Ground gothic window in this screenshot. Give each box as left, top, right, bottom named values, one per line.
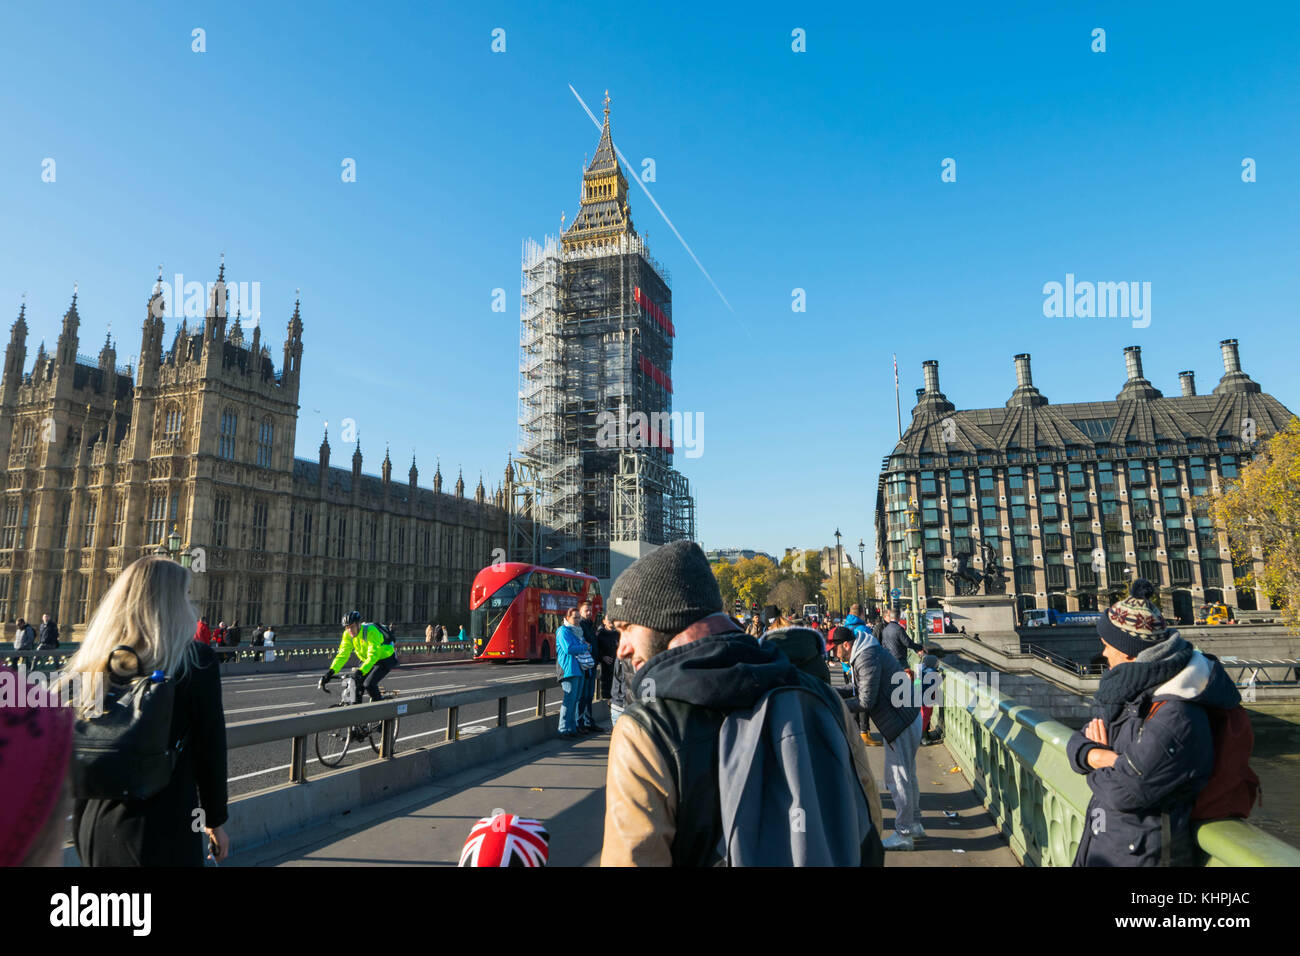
left=147, top=491, right=167, bottom=545
left=206, top=577, right=224, bottom=624
left=251, top=500, right=269, bottom=551
left=82, top=496, right=98, bottom=548
left=2, top=500, right=17, bottom=549
left=298, top=579, right=310, bottom=625
left=19, top=500, right=29, bottom=549
left=74, top=575, right=91, bottom=624
left=245, top=578, right=263, bottom=625
left=20, top=421, right=35, bottom=450
left=257, top=419, right=274, bottom=468
left=337, top=517, right=346, bottom=558
left=110, top=495, right=125, bottom=547
left=0, top=577, right=9, bottom=620
left=301, top=510, right=313, bottom=555
left=56, top=498, right=71, bottom=550
left=213, top=494, right=230, bottom=547
left=219, top=409, right=238, bottom=460
left=164, top=405, right=183, bottom=439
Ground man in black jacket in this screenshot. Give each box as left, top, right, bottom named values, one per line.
left=595, top=616, right=619, bottom=701
left=37, top=613, right=59, bottom=649
left=831, top=625, right=924, bottom=851
left=601, top=541, right=884, bottom=866
left=878, top=608, right=925, bottom=671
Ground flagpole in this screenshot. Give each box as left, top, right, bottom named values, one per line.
left=894, top=353, right=902, bottom=440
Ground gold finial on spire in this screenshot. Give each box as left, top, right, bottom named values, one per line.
left=603, top=89, right=610, bottom=119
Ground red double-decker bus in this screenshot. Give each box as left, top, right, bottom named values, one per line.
left=468, top=563, right=603, bottom=661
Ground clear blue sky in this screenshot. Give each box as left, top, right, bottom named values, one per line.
left=2, top=2, right=1297, bottom=566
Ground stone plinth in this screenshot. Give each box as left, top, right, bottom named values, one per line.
left=942, top=595, right=1019, bottom=649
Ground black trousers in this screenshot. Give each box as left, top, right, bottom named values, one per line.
left=361, top=654, right=398, bottom=702
left=598, top=662, right=613, bottom=700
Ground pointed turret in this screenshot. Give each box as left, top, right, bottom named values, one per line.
left=455, top=468, right=465, bottom=498
left=352, top=439, right=363, bottom=479
left=140, top=267, right=166, bottom=388
left=409, top=454, right=418, bottom=488
left=475, top=473, right=485, bottom=504
left=561, top=91, right=635, bottom=252
left=505, top=454, right=515, bottom=484
left=205, top=255, right=228, bottom=344
left=382, top=445, right=392, bottom=484
left=56, top=284, right=80, bottom=367
left=4, top=298, right=29, bottom=391
left=282, top=292, right=303, bottom=386
left=319, top=427, right=330, bottom=471
left=229, top=310, right=244, bottom=347
left=98, top=328, right=116, bottom=375
left=434, top=459, right=443, bottom=494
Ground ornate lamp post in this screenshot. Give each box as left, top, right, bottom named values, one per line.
left=156, top=525, right=198, bottom=569
left=858, top=538, right=866, bottom=611
left=905, top=500, right=924, bottom=650
left=834, top=528, right=844, bottom=618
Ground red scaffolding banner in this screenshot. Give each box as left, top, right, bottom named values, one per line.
left=638, top=355, right=673, bottom=393
left=634, top=286, right=675, bottom=337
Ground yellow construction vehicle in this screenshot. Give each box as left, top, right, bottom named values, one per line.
left=1195, top=603, right=1233, bottom=625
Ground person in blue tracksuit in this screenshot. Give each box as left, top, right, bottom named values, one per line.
left=554, top=606, right=593, bottom=738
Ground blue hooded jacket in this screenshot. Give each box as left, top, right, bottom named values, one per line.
left=555, top=623, right=590, bottom=679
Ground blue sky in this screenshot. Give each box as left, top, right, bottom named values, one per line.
left=2, top=1, right=1297, bottom=565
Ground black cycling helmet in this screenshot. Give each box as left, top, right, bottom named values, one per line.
left=341, top=610, right=362, bottom=626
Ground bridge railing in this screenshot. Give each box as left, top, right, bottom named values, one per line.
left=225, top=674, right=558, bottom=785
left=939, top=660, right=1300, bottom=867
left=4, top=640, right=478, bottom=669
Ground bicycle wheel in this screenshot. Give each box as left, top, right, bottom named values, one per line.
left=315, top=711, right=352, bottom=767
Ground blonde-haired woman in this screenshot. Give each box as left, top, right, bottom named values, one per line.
left=58, top=555, right=230, bottom=866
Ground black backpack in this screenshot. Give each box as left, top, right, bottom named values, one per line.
left=369, top=622, right=396, bottom=645
left=72, top=646, right=187, bottom=801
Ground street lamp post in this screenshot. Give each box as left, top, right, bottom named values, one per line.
left=156, top=525, right=197, bottom=569
left=858, top=538, right=865, bottom=612
left=834, top=528, right=844, bottom=618
left=905, top=500, right=924, bottom=654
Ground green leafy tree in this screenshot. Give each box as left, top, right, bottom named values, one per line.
left=733, top=555, right=778, bottom=608
left=1213, top=418, right=1300, bottom=624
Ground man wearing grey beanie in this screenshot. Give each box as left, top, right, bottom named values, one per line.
left=600, top=540, right=884, bottom=866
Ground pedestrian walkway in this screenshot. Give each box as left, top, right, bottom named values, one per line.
left=236, top=725, right=1018, bottom=866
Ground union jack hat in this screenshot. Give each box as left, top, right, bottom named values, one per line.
left=458, top=812, right=550, bottom=867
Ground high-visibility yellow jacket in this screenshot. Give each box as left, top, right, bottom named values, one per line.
left=329, top=623, right=396, bottom=676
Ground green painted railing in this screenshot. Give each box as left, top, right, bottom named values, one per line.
left=939, top=661, right=1300, bottom=867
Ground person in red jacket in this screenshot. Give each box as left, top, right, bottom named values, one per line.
left=194, top=616, right=212, bottom=645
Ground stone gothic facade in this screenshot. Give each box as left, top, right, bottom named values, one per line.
left=1, top=266, right=510, bottom=635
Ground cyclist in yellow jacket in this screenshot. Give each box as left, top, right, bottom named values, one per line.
left=318, top=611, right=398, bottom=701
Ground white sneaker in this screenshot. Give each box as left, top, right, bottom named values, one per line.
left=881, top=831, right=915, bottom=851
left=909, top=823, right=927, bottom=839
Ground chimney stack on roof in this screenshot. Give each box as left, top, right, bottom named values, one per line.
left=1124, top=345, right=1145, bottom=382
left=1179, top=370, right=1196, bottom=397
left=922, top=359, right=941, bottom=394
left=1220, top=339, right=1241, bottom=375
left=1014, top=353, right=1033, bottom=388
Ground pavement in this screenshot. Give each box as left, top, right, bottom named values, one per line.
left=235, top=722, right=1018, bottom=867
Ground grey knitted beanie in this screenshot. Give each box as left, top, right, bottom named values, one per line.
left=607, top=540, right=722, bottom=633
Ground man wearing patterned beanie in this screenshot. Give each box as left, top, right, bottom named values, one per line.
left=1066, top=579, right=1246, bottom=866
left=600, top=540, right=884, bottom=866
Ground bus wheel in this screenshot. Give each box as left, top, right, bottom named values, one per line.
left=539, top=641, right=551, bottom=663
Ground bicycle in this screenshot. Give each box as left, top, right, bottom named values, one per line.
left=314, top=671, right=401, bottom=767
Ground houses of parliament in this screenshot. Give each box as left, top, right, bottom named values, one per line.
left=1, top=264, right=510, bottom=636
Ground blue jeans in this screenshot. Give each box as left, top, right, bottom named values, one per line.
left=578, top=669, right=595, bottom=728
left=559, top=677, right=581, bottom=734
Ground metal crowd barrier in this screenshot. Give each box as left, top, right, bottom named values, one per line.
left=224, top=674, right=559, bottom=784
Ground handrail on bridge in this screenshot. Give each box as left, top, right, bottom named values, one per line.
left=937, top=660, right=1300, bottom=867
left=225, top=674, right=559, bottom=785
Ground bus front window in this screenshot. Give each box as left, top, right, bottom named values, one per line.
left=472, top=576, right=525, bottom=648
